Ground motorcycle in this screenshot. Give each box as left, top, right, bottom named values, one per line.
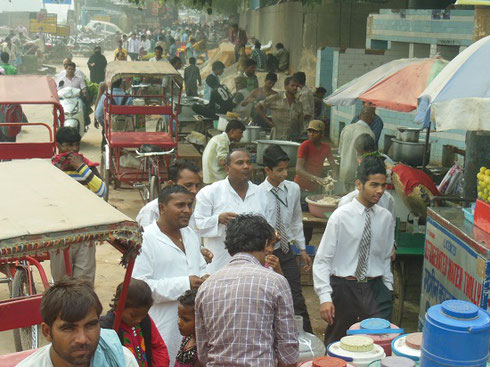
left=58, top=87, right=87, bottom=138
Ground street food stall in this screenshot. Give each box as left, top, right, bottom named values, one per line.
left=418, top=206, right=490, bottom=329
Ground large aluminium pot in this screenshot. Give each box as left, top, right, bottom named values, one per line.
left=396, top=127, right=421, bottom=143
left=241, top=126, right=262, bottom=143
left=391, top=138, right=430, bottom=167
left=256, top=140, right=300, bottom=166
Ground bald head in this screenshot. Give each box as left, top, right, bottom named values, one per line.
left=359, top=104, right=376, bottom=125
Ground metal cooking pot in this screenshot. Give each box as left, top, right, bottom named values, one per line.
left=256, top=140, right=300, bottom=166
left=391, top=138, right=430, bottom=167
left=241, top=126, right=262, bottom=143
left=396, top=127, right=421, bottom=143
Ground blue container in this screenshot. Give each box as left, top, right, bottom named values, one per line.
left=421, top=300, right=490, bottom=367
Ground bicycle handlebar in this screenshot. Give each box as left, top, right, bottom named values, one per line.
left=135, top=148, right=176, bottom=158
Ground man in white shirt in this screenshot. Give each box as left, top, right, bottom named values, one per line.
left=338, top=104, right=375, bottom=191
left=202, top=120, right=245, bottom=184
left=149, top=45, right=165, bottom=62
left=57, top=62, right=87, bottom=95
left=127, top=33, right=140, bottom=61
left=132, top=185, right=208, bottom=365
left=194, top=149, right=269, bottom=273
left=313, top=155, right=394, bottom=346
left=136, top=160, right=201, bottom=228
left=18, top=278, right=138, bottom=367
left=259, top=145, right=313, bottom=333
left=57, top=57, right=87, bottom=83
left=140, top=34, right=151, bottom=56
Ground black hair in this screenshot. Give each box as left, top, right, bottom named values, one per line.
left=168, top=159, right=200, bottom=182
left=225, top=148, right=250, bottom=166
left=158, top=184, right=192, bottom=205
left=154, top=46, right=163, bottom=52
left=41, top=278, right=102, bottom=327
left=292, top=72, right=306, bottom=85
left=169, top=37, right=175, bottom=43
left=211, top=61, right=225, bottom=72
left=284, top=76, right=292, bottom=87
left=56, top=126, right=81, bottom=144
left=356, top=155, right=386, bottom=184
left=170, top=56, right=181, bottom=68
left=265, top=72, right=278, bottom=83
left=354, top=134, right=376, bottom=155
left=245, top=59, right=256, bottom=68
left=112, top=78, right=123, bottom=89
left=178, top=289, right=197, bottom=309
left=316, top=87, right=327, bottom=94
left=225, top=119, right=246, bottom=133
left=276, top=43, right=284, bottom=50
left=189, top=57, right=196, bottom=64
left=65, top=61, right=76, bottom=69
left=109, top=278, right=153, bottom=312
left=225, top=214, right=276, bottom=256
left=1, top=52, right=9, bottom=63
left=254, top=41, right=261, bottom=49
left=94, top=46, right=101, bottom=51
left=263, top=145, right=290, bottom=169
left=115, top=51, right=126, bottom=59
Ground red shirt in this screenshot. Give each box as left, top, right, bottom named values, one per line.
left=294, top=140, right=331, bottom=191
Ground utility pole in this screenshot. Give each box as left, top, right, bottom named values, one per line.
left=463, top=6, right=490, bottom=200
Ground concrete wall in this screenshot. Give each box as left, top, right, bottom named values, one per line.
left=240, top=0, right=408, bottom=73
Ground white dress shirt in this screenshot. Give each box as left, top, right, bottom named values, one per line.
left=141, top=39, right=151, bottom=52
left=259, top=179, right=306, bottom=250
left=338, top=120, right=375, bottom=185
left=338, top=189, right=396, bottom=222
left=132, top=223, right=207, bottom=365
left=56, top=69, right=87, bottom=83
left=127, top=38, right=140, bottom=54
left=57, top=75, right=86, bottom=91
left=313, top=199, right=394, bottom=304
left=194, top=178, right=268, bottom=273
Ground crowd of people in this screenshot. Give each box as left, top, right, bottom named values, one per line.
left=2, top=17, right=399, bottom=367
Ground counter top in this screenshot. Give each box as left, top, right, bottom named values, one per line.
left=428, top=207, right=490, bottom=257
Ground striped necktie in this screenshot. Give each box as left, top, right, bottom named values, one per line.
left=355, top=207, right=372, bottom=281
left=272, top=187, right=289, bottom=253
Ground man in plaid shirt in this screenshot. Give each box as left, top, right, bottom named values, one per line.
left=195, top=214, right=299, bottom=367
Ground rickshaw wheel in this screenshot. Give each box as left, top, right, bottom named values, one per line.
left=149, top=175, right=160, bottom=202
left=11, top=268, right=40, bottom=352
left=100, top=151, right=111, bottom=202
left=391, top=259, right=405, bottom=326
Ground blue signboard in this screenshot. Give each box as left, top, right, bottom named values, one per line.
left=43, top=0, right=72, bottom=4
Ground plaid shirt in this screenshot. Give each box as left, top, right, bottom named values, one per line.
left=195, top=253, right=299, bottom=366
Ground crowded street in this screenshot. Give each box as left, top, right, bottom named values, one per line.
left=1, top=1, right=490, bottom=367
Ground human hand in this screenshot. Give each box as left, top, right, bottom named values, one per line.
left=67, top=153, right=84, bottom=170
left=90, top=63, right=95, bottom=67
left=265, top=255, right=282, bottom=275
left=201, top=274, right=210, bottom=281
left=299, top=250, right=312, bottom=272
left=391, top=246, right=396, bottom=262
left=218, top=212, right=237, bottom=225
left=189, top=275, right=204, bottom=289
left=320, top=302, right=335, bottom=325
left=201, top=248, right=213, bottom=264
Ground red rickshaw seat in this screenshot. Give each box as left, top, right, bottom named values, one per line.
left=0, top=142, right=55, bottom=159
left=108, top=132, right=177, bottom=149
left=0, top=349, right=37, bottom=366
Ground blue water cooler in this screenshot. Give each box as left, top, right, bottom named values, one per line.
left=421, top=300, right=490, bottom=367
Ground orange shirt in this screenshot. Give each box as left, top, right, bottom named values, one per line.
left=294, top=140, right=331, bottom=191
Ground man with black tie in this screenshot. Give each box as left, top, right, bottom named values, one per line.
left=313, top=155, right=394, bottom=346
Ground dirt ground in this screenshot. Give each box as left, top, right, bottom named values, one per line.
left=0, top=54, right=421, bottom=355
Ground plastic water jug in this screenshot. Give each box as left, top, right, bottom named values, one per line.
left=296, top=316, right=327, bottom=363
left=420, top=299, right=490, bottom=367
left=349, top=318, right=403, bottom=356
left=392, top=332, right=422, bottom=362
left=328, top=335, right=386, bottom=367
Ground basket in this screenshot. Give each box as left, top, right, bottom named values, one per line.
left=305, top=194, right=340, bottom=218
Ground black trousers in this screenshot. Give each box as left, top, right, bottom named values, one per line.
left=274, top=248, right=313, bottom=333
left=324, top=276, right=393, bottom=347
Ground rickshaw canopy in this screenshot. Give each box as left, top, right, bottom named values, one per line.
left=105, top=61, right=183, bottom=86
left=0, top=76, right=62, bottom=108
left=0, top=159, right=141, bottom=259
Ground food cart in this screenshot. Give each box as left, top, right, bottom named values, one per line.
left=0, top=159, right=141, bottom=354
left=418, top=206, right=490, bottom=329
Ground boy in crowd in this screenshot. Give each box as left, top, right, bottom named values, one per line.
left=184, top=57, right=202, bottom=97
left=260, top=145, right=313, bottom=333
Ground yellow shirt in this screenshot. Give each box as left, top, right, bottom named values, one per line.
left=114, top=47, right=128, bottom=60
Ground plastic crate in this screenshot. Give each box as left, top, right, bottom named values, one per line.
left=474, top=199, right=490, bottom=233
left=462, top=207, right=474, bottom=224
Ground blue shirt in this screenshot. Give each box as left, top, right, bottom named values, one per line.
left=169, top=43, right=177, bottom=58
left=95, top=87, right=132, bottom=124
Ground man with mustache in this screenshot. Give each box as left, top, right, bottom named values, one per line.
left=132, top=185, right=208, bottom=365
left=17, top=278, right=138, bottom=366
left=313, top=155, right=395, bottom=346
